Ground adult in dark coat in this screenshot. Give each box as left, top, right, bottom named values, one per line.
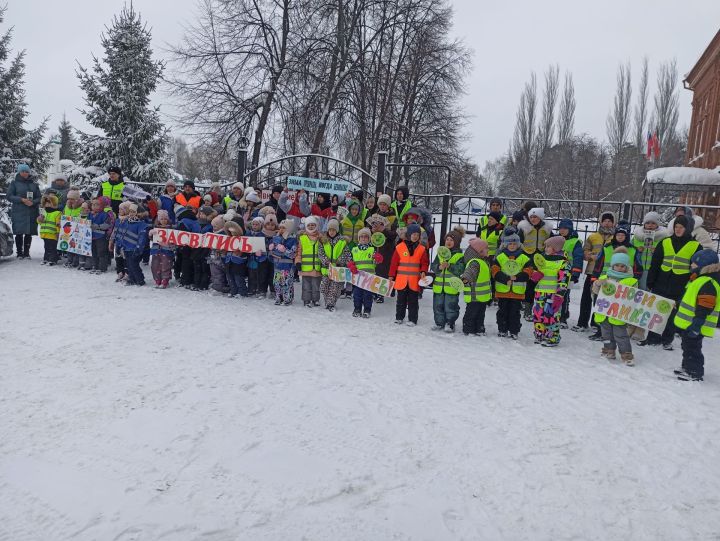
left=261, top=184, right=286, bottom=222
left=45, top=173, right=70, bottom=210
left=641, top=214, right=702, bottom=348
left=6, top=164, right=41, bottom=258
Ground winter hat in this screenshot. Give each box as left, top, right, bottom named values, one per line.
left=258, top=205, right=276, bottom=217
left=377, top=194, right=392, bottom=206
left=176, top=206, right=196, bottom=221
left=600, top=211, right=615, bottom=223
left=279, top=219, right=295, bottom=234
left=17, top=163, right=31, bottom=173
left=489, top=197, right=502, bottom=207
left=251, top=216, right=264, bottom=226
left=199, top=205, right=215, bottom=217
left=264, top=213, right=278, bottom=228
left=558, top=218, right=573, bottom=231
left=165, top=179, right=176, bottom=187
left=66, top=189, right=81, bottom=201
left=108, top=166, right=122, bottom=175
left=512, top=210, right=525, bottom=223
left=304, top=215, right=319, bottom=229
left=468, top=238, right=489, bottom=256
left=544, top=235, right=565, bottom=253
left=488, top=211, right=503, bottom=223
left=246, top=191, right=261, bottom=204
left=232, top=182, right=244, bottom=191
left=99, top=196, right=112, bottom=209
left=271, top=184, right=284, bottom=195
left=528, top=207, right=545, bottom=220
left=53, top=173, right=68, bottom=182
left=224, top=220, right=244, bottom=235
left=674, top=214, right=693, bottom=233
left=211, top=215, right=226, bottom=230
left=358, top=227, right=371, bottom=241
left=502, top=232, right=521, bottom=246
left=691, top=249, right=720, bottom=270
left=126, top=203, right=139, bottom=214
left=352, top=189, right=365, bottom=201
left=643, top=211, right=662, bottom=226
left=202, top=194, right=213, bottom=206
left=405, top=207, right=423, bottom=223
left=326, top=218, right=340, bottom=232
left=610, top=246, right=630, bottom=269
left=42, top=193, right=59, bottom=208
left=445, top=226, right=465, bottom=246
left=346, top=199, right=361, bottom=211
left=156, top=209, right=170, bottom=223
left=183, top=180, right=195, bottom=189
left=615, top=223, right=631, bottom=237
left=406, top=223, right=422, bottom=238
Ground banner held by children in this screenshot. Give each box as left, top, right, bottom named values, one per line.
left=328, top=264, right=395, bottom=297
left=287, top=176, right=350, bottom=198
left=57, top=215, right=92, bottom=256
left=152, top=229, right=266, bottom=252
left=594, top=280, right=676, bottom=333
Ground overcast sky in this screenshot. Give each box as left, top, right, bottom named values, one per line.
left=9, top=0, right=720, bottom=168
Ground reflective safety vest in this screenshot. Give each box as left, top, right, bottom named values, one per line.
left=478, top=214, right=508, bottom=229
left=464, top=258, right=492, bottom=303
left=351, top=245, right=376, bottom=273
left=632, top=234, right=662, bottom=271
left=535, top=258, right=565, bottom=294
left=674, top=276, right=720, bottom=337
left=495, top=253, right=530, bottom=295
left=391, top=200, right=412, bottom=229
left=39, top=210, right=61, bottom=239
left=101, top=180, right=125, bottom=201
left=394, top=243, right=426, bottom=292
left=594, top=275, right=638, bottom=325
left=63, top=205, right=82, bottom=218
left=660, top=237, right=699, bottom=275
left=176, top=192, right=202, bottom=209
left=299, top=235, right=321, bottom=272
left=522, top=225, right=550, bottom=255
left=223, top=195, right=239, bottom=210
left=479, top=228, right=501, bottom=257
left=563, top=237, right=580, bottom=260
left=601, top=245, right=637, bottom=275
left=322, top=239, right=347, bottom=276
left=433, top=252, right=464, bottom=294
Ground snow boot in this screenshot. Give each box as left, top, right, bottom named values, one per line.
left=601, top=347, right=616, bottom=360
left=431, top=325, right=445, bottom=331
left=444, top=324, right=455, bottom=333
left=571, top=325, right=588, bottom=333
left=662, top=343, right=674, bottom=351
left=621, top=352, right=634, bottom=366
left=542, top=342, right=559, bottom=348
left=498, top=331, right=508, bottom=338
left=353, top=310, right=361, bottom=317
left=304, top=301, right=312, bottom=308
left=676, top=369, right=703, bottom=381
left=362, top=312, right=370, bottom=319
left=510, top=333, right=518, bottom=340
left=326, top=304, right=335, bottom=312
left=405, top=321, right=417, bottom=327
left=312, top=300, right=320, bottom=307
left=394, top=319, right=404, bottom=325
left=588, top=330, right=603, bottom=341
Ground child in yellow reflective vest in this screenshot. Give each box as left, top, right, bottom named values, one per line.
left=673, top=250, right=720, bottom=381
left=592, top=247, right=637, bottom=366
left=430, top=227, right=466, bottom=332
left=318, top=218, right=352, bottom=311
left=296, top=216, right=323, bottom=307
left=491, top=231, right=532, bottom=339
left=530, top=235, right=571, bottom=346
left=460, top=238, right=491, bottom=335
left=348, top=228, right=383, bottom=318
left=37, top=194, right=61, bottom=265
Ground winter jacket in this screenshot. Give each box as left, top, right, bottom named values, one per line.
left=318, top=233, right=352, bottom=270
left=88, top=210, right=112, bottom=240
left=430, top=246, right=465, bottom=294
left=341, top=213, right=365, bottom=247
left=376, top=208, right=398, bottom=231
left=389, top=240, right=429, bottom=285
left=530, top=252, right=572, bottom=296
left=518, top=219, right=553, bottom=255
left=177, top=216, right=201, bottom=234
left=247, top=230, right=268, bottom=268
left=491, top=247, right=532, bottom=300
left=270, top=234, right=297, bottom=271
left=686, top=262, right=720, bottom=331
left=632, top=225, right=670, bottom=271
left=37, top=208, right=61, bottom=240
left=7, top=174, right=41, bottom=235
left=262, top=197, right=286, bottom=222
left=118, top=219, right=150, bottom=253
left=159, top=194, right=176, bottom=223
left=150, top=225, right=177, bottom=257
left=667, top=212, right=714, bottom=250
left=373, top=229, right=398, bottom=278
left=225, top=243, right=248, bottom=265
left=646, top=233, right=703, bottom=301
left=460, top=245, right=486, bottom=287
left=592, top=237, right=643, bottom=280
left=582, top=212, right=616, bottom=275
left=279, top=191, right=310, bottom=230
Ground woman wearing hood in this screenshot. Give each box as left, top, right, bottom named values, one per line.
left=641, top=214, right=703, bottom=350
left=632, top=211, right=669, bottom=290
left=311, top=192, right=334, bottom=231
left=391, top=186, right=413, bottom=229
left=7, top=163, right=41, bottom=258
left=667, top=206, right=714, bottom=250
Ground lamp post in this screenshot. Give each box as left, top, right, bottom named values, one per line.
left=237, top=136, right=249, bottom=185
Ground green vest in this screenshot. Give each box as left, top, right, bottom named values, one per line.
left=433, top=252, right=464, bottom=294
left=594, top=275, right=639, bottom=325
left=563, top=237, right=580, bottom=260
left=102, top=180, right=125, bottom=201
left=464, top=258, right=492, bottom=303
left=391, top=200, right=412, bottom=228
left=479, top=228, right=501, bottom=257
left=63, top=205, right=82, bottom=218
left=322, top=239, right=347, bottom=276
left=535, top=258, right=564, bottom=294
left=351, top=245, right=375, bottom=273
left=299, top=235, right=321, bottom=272
left=601, top=245, right=636, bottom=275
left=40, top=210, right=61, bottom=239
left=495, top=253, right=530, bottom=295
left=660, top=237, right=699, bottom=275
left=632, top=234, right=662, bottom=271
left=478, top=214, right=507, bottom=229
left=674, top=276, right=720, bottom=337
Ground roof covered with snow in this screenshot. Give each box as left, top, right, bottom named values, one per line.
left=645, top=166, right=720, bottom=186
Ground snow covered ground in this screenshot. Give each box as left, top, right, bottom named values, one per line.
left=2, top=244, right=720, bottom=541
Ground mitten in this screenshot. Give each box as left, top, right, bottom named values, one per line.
left=268, top=243, right=275, bottom=251
left=530, top=270, right=543, bottom=282
left=348, top=261, right=358, bottom=274
left=373, top=252, right=383, bottom=264
left=551, top=293, right=564, bottom=313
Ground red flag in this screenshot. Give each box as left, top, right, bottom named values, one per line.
left=646, top=131, right=653, bottom=159
left=652, top=132, right=660, bottom=159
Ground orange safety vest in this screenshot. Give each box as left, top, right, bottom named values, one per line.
left=393, top=242, right=426, bottom=292
left=176, top=193, right=202, bottom=208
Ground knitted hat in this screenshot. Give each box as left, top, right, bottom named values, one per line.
left=199, top=205, right=215, bottom=217
left=377, top=194, right=392, bottom=206
left=127, top=203, right=139, bottom=214
left=600, top=211, right=615, bottom=223
left=691, top=249, right=719, bottom=270
left=211, top=215, right=226, bottom=230
left=643, top=211, right=662, bottom=226
left=615, top=223, right=631, bottom=237
left=488, top=211, right=503, bottom=223
left=66, top=189, right=81, bottom=200
left=512, top=210, right=525, bottom=223
left=558, top=218, right=573, bottom=231
left=279, top=219, right=295, bottom=232
left=610, top=246, right=630, bottom=269
left=528, top=207, right=545, bottom=220
left=406, top=223, right=421, bottom=237
left=224, top=220, right=244, bottom=235
left=264, top=213, right=278, bottom=228
left=156, top=209, right=170, bottom=223
left=358, top=227, right=371, bottom=240
left=42, top=193, right=58, bottom=208
left=304, top=216, right=319, bottom=229
left=53, top=173, right=68, bottom=182
left=544, top=235, right=565, bottom=253
left=468, top=238, right=489, bottom=256
left=489, top=197, right=502, bottom=206
left=251, top=216, right=264, bottom=226
left=232, top=182, right=244, bottom=191
left=271, top=185, right=284, bottom=195
left=17, top=163, right=31, bottom=173
left=445, top=226, right=465, bottom=246
left=326, top=218, right=340, bottom=232
left=203, top=194, right=213, bottom=205
left=246, top=191, right=261, bottom=204
left=165, top=179, right=176, bottom=187
left=258, top=205, right=276, bottom=217
left=674, top=214, right=693, bottom=232
left=502, top=232, right=521, bottom=246
left=108, top=166, right=122, bottom=175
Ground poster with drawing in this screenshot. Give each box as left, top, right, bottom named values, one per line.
left=57, top=215, right=93, bottom=256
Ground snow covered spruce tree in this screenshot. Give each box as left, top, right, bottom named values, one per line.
left=0, top=5, right=49, bottom=195
left=58, top=114, right=78, bottom=161
left=76, top=4, right=169, bottom=184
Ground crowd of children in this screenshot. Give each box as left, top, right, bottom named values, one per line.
left=24, top=174, right=720, bottom=383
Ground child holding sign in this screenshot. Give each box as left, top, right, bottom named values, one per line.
left=530, top=236, right=571, bottom=347
left=318, top=218, right=351, bottom=311
left=347, top=228, right=384, bottom=318
left=492, top=232, right=531, bottom=339
left=430, top=227, right=466, bottom=332
left=270, top=220, right=298, bottom=305
left=592, top=247, right=637, bottom=366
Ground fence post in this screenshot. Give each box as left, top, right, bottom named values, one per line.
left=440, top=194, right=450, bottom=244
left=237, top=145, right=248, bottom=186
left=622, top=200, right=632, bottom=222
left=376, top=150, right=387, bottom=196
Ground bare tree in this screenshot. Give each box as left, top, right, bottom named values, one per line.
left=557, top=71, right=575, bottom=146
left=633, top=56, right=649, bottom=152
left=508, top=72, right=537, bottom=190
left=537, top=64, right=559, bottom=155
left=652, top=59, right=680, bottom=161
left=606, top=62, right=632, bottom=158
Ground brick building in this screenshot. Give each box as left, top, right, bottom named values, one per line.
left=685, top=29, right=720, bottom=169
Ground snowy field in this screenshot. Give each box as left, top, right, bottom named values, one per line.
left=2, top=244, right=720, bottom=541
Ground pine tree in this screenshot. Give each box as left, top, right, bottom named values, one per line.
left=58, top=114, right=78, bottom=161
left=0, top=5, right=49, bottom=193
left=76, top=4, right=169, bottom=184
